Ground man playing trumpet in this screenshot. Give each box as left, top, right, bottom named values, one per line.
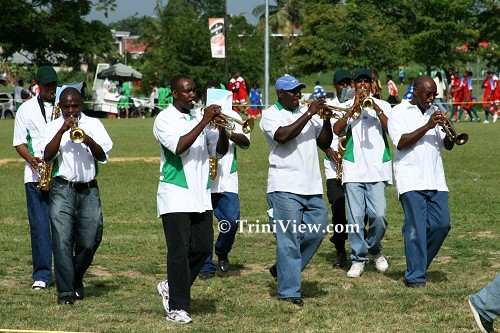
left=260, top=75, right=332, bottom=306
left=333, top=68, right=393, bottom=278
left=154, top=75, right=229, bottom=324
left=388, top=75, right=453, bottom=288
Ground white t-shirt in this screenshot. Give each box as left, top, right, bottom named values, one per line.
left=433, top=77, right=447, bottom=99
left=13, top=96, right=55, bottom=183
left=388, top=100, right=448, bottom=196
left=260, top=102, right=324, bottom=195
left=40, top=113, right=113, bottom=183
left=341, top=97, right=393, bottom=184
left=153, top=104, right=220, bottom=215
left=209, top=109, right=250, bottom=194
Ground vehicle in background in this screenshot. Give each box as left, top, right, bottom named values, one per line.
left=0, top=92, right=16, bottom=119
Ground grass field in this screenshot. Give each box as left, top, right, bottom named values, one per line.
left=1, top=115, right=499, bottom=333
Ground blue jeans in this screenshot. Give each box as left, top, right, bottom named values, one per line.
left=344, top=182, right=388, bottom=262
left=267, top=192, right=328, bottom=299
left=470, top=273, right=500, bottom=322
left=400, top=191, right=451, bottom=283
left=25, top=182, right=52, bottom=284
left=200, top=192, right=240, bottom=274
left=434, top=98, right=448, bottom=113
left=49, top=178, right=103, bottom=299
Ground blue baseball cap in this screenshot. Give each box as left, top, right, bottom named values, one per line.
left=275, top=75, right=306, bottom=91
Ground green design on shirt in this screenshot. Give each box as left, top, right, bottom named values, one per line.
left=344, top=126, right=355, bottom=162
left=230, top=146, right=237, bottom=173
left=160, top=144, right=188, bottom=188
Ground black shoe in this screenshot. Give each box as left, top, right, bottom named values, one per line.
left=269, top=264, right=277, bottom=279
left=58, top=296, right=75, bottom=305
left=198, top=272, right=215, bottom=280
left=218, top=259, right=229, bottom=273
left=333, top=250, right=347, bottom=269
left=75, top=286, right=84, bottom=300
left=279, top=297, right=304, bottom=306
left=405, top=281, right=426, bottom=288
left=469, top=298, right=495, bottom=333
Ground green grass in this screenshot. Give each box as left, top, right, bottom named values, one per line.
left=1, top=116, right=499, bottom=332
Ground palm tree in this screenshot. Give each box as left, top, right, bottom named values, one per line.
left=95, top=0, right=117, bottom=21
left=252, top=0, right=302, bottom=46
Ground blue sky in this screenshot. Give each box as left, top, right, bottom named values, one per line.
left=86, top=0, right=272, bottom=25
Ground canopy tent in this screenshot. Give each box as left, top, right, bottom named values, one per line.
left=96, top=63, right=143, bottom=82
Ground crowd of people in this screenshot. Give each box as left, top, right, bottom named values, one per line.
left=11, top=65, right=500, bottom=332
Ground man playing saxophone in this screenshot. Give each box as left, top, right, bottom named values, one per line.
left=13, top=66, right=59, bottom=291
left=388, top=75, right=453, bottom=288
left=333, top=68, right=393, bottom=278
left=321, top=69, right=352, bottom=269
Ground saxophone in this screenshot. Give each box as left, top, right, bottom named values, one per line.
left=37, top=103, right=61, bottom=191
left=209, top=157, right=218, bottom=181
left=335, top=136, right=347, bottom=182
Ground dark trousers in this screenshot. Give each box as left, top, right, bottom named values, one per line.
left=161, top=211, right=213, bottom=311
left=25, top=182, right=52, bottom=284
left=326, top=179, right=348, bottom=250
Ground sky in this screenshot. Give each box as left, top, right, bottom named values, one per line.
left=85, top=0, right=271, bottom=26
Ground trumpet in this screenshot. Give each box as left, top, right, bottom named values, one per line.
left=205, top=109, right=255, bottom=134
left=70, top=122, right=85, bottom=143
left=439, top=115, right=468, bottom=145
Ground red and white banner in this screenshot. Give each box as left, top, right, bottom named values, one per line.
left=209, top=18, right=225, bottom=59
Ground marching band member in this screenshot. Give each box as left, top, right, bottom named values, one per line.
left=388, top=75, right=452, bottom=288
left=333, top=68, right=392, bottom=278
left=260, top=75, right=332, bottom=306
left=197, top=81, right=251, bottom=280
left=154, top=75, right=228, bottom=324
left=13, top=66, right=58, bottom=291
left=321, top=69, right=352, bottom=269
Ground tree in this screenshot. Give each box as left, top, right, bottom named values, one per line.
left=0, top=0, right=113, bottom=69
left=287, top=2, right=408, bottom=75
left=95, top=0, right=117, bottom=19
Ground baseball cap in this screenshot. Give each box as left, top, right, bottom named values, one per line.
left=36, top=66, right=58, bottom=85
left=275, top=75, right=306, bottom=91
left=353, top=68, right=372, bottom=81
left=333, top=69, right=352, bottom=83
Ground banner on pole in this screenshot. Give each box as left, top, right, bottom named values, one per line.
left=209, top=18, right=225, bottom=59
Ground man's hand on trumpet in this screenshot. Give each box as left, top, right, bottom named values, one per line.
left=426, top=110, right=445, bottom=130
left=201, top=104, right=222, bottom=126
left=306, top=99, right=332, bottom=120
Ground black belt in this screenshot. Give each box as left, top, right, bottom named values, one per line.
left=54, top=177, right=98, bottom=191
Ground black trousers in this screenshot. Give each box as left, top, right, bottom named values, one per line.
left=326, top=178, right=348, bottom=249
left=161, top=211, right=213, bottom=311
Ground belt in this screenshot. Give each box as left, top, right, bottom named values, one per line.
left=55, top=177, right=98, bottom=191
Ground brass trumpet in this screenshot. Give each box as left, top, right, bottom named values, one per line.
left=70, top=123, right=85, bottom=143
left=205, top=110, right=255, bottom=134
left=440, top=116, right=468, bottom=145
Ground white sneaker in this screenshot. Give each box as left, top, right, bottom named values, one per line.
left=494, top=113, right=498, bottom=123
left=347, top=262, right=365, bottom=278
left=32, top=281, right=47, bottom=290
left=483, top=120, right=490, bottom=124
left=156, top=280, right=170, bottom=312
left=373, top=254, right=389, bottom=273
left=167, top=309, right=192, bottom=324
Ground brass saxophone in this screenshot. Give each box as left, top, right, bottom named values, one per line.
left=209, top=157, right=218, bottom=181
left=37, top=103, right=61, bottom=191
left=335, top=136, right=347, bottom=182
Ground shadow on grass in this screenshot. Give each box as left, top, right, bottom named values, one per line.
left=384, top=269, right=449, bottom=283
left=266, top=278, right=328, bottom=299
left=84, top=280, right=120, bottom=299
left=191, top=295, right=217, bottom=314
